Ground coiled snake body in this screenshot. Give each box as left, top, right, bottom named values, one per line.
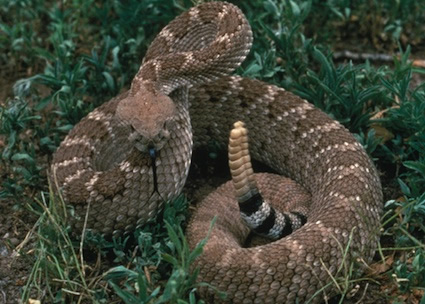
left=51, top=2, right=383, bottom=303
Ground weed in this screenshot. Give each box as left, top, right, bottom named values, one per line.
left=1, top=0, right=425, bottom=302
left=106, top=218, right=217, bottom=304
left=22, top=180, right=205, bottom=303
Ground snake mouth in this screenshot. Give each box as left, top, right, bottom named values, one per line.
left=129, top=120, right=173, bottom=153
left=132, top=136, right=166, bottom=154
left=133, top=139, right=148, bottom=153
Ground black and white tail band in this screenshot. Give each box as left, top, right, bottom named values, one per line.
left=228, top=121, right=307, bottom=240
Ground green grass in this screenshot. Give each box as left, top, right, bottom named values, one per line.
left=1, top=0, right=425, bottom=303
left=23, top=185, right=209, bottom=303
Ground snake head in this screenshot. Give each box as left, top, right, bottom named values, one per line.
left=116, top=81, right=177, bottom=153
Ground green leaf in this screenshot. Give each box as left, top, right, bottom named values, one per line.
left=264, top=0, right=279, bottom=16
left=288, top=0, right=300, bottom=17
left=398, top=178, right=411, bottom=197
left=103, top=71, right=115, bottom=91
left=11, top=153, right=35, bottom=164
left=403, top=161, right=425, bottom=177
left=164, top=221, right=182, bottom=255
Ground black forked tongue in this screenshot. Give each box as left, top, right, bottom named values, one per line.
left=148, top=146, right=163, bottom=201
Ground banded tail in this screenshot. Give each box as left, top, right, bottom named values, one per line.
left=228, top=121, right=308, bottom=239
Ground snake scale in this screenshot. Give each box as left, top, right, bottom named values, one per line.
left=51, top=2, right=383, bottom=303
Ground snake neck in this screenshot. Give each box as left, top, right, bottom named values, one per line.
left=135, top=2, right=253, bottom=95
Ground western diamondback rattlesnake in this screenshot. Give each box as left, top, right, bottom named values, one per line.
left=51, top=2, right=383, bottom=303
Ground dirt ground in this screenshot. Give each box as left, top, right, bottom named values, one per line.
left=0, top=202, right=35, bottom=303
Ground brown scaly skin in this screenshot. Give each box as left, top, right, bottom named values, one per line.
left=186, top=76, right=382, bottom=303
left=50, top=2, right=383, bottom=302
left=50, top=2, right=252, bottom=235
